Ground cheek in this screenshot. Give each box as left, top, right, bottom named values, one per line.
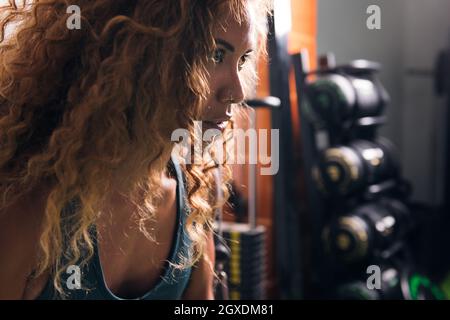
left=202, top=73, right=219, bottom=108
left=207, top=73, right=220, bottom=98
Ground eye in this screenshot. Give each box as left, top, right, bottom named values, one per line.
left=212, top=48, right=226, bottom=64
left=238, top=53, right=251, bottom=71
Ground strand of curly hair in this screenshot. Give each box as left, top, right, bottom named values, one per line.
left=0, top=0, right=271, bottom=297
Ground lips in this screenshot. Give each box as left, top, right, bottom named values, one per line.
left=203, top=120, right=229, bottom=131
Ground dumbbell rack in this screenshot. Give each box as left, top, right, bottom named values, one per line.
left=291, top=50, right=439, bottom=299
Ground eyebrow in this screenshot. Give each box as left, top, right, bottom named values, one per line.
left=215, top=39, right=235, bottom=52
left=215, top=38, right=254, bottom=55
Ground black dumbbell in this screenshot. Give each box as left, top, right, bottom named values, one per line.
left=322, top=198, right=412, bottom=264
left=312, top=137, right=399, bottom=196
left=303, top=60, right=389, bottom=131
left=335, top=264, right=445, bottom=300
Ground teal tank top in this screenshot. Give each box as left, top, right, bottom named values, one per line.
left=36, top=156, right=193, bottom=300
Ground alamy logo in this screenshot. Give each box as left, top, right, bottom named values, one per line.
left=66, top=265, right=81, bottom=290
left=66, top=5, right=81, bottom=30
left=366, top=5, right=381, bottom=30
left=171, top=121, right=280, bottom=175
left=366, top=265, right=381, bottom=290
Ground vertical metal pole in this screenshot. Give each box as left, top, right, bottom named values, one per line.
left=248, top=108, right=257, bottom=230
left=268, top=0, right=303, bottom=299
left=444, top=33, right=450, bottom=211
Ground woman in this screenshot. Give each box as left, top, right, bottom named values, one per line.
left=0, top=0, right=271, bottom=299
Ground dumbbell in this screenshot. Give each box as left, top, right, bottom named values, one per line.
left=336, top=264, right=445, bottom=300
left=303, top=59, right=389, bottom=131
left=312, top=137, right=399, bottom=196
left=322, top=198, right=412, bottom=264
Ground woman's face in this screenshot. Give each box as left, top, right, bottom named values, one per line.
left=201, top=6, right=256, bottom=132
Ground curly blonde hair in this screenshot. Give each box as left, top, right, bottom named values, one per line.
left=0, top=0, right=272, bottom=297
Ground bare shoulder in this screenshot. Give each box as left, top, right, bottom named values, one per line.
left=0, top=186, right=51, bottom=299
left=181, top=231, right=216, bottom=300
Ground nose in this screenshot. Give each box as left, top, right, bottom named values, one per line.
left=218, top=69, right=245, bottom=106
